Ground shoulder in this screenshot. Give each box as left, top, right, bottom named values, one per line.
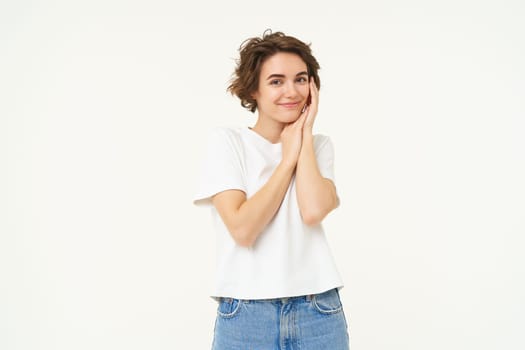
left=205, top=126, right=243, bottom=145
left=313, top=133, right=334, bottom=151
left=207, top=126, right=242, bottom=141
left=204, top=127, right=245, bottom=155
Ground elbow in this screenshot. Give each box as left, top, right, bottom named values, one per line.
left=301, top=199, right=337, bottom=226
left=229, top=226, right=256, bottom=248
left=301, top=209, right=325, bottom=226
left=233, top=235, right=255, bottom=248
left=298, top=185, right=338, bottom=227
left=221, top=214, right=257, bottom=247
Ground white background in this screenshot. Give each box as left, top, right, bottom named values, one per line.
left=1, top=0, right=524, bottom=349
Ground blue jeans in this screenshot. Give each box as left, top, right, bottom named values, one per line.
left=212, top=288, right=350, bottom=349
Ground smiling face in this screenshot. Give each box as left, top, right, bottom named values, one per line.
left=252, top=52, right=310, bottom=124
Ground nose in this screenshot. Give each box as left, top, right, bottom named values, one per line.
left=283, top=81, right=299, bottom=98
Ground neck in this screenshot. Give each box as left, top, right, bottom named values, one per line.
left=251, top=114, right=284, bottom=144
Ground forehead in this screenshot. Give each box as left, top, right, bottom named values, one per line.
left=260, top=52, right=307, bottom=76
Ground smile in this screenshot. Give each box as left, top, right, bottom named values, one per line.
left=279, top=102, right=300, bottom=109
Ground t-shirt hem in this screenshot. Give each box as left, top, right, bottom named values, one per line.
left=209, top=284, right=345, bottom=301
left=193, top=187, right=247, bottom=206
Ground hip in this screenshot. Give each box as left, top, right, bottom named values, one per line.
left=212, top=288, right=350, bottom=349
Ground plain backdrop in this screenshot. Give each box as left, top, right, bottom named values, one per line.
left=1, top=1, right=524, bottom=349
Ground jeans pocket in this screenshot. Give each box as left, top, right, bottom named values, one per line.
left=216, top=298, right=242, bottom=318
left=312, top=288, right=343, bottom=315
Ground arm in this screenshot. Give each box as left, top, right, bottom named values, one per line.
left=212, top=112, right=307, bottom=248
left=212, top=162, right=295, bottom=247
left=295, top=79, right=338, bottom=226
left=295, top=133, right=338, bottom=226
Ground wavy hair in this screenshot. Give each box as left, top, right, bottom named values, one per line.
left=227, top=30, right=321, bottom=113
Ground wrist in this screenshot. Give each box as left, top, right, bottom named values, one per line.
left=278, top=158, right=297, bottom=172
left=302, top=130, right=314, bottom=143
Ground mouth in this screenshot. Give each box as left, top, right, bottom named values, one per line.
left=278, top=102, right=301, bottom=109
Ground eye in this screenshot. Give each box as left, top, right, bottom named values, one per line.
left=296, top=76, right=308, bottom=83
left=270, top=79, right=283, bottom=86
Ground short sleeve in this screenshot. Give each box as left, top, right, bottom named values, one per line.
left=193, top=127, right=246, bottom=207
left=314, top=135, right=340, bottom=207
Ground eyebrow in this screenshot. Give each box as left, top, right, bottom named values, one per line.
left=266, top=71, right=308, bottom=80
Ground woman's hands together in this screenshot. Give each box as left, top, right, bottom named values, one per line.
left=280, top=79, right=318, bottom=168
left=280, top=108, right=307, bottom=168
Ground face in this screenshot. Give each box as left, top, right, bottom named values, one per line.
left=252, top=52, right=310, bottom=124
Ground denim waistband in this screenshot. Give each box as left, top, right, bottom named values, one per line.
left=215, top=289, right=339, bottom=304
left=245, top=294, right=314, bottom=304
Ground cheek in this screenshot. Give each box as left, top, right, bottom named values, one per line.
left=257, top=87, right=273, bottom=99
left=265, top=90, right=281, bottom=104
left=299, top=85, right=310, bottom=97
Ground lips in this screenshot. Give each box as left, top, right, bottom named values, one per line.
left=279, top=102, right=300, bottom=109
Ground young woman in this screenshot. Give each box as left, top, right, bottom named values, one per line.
left=194, top=30, right=350, bottom=349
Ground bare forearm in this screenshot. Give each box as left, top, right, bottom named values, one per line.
left=295, top=133, right=337, bottom=225
left=233, top=162, right=295, bottom=246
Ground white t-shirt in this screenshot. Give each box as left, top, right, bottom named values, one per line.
left=193, top=126, right=344, bottom=300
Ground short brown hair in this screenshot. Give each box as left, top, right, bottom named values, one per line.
left=228, top=30, right=321, bottom=113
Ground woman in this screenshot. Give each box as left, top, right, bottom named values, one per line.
left=194, top=30, right=350, bottom=349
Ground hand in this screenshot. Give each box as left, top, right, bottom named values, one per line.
left=280, top=110, right=307, bottom=168
left=302, top=79, right=319, bottom=133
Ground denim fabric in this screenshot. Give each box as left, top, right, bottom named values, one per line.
left=211, top=288, right=350, bottom=349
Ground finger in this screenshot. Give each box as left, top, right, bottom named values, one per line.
left=296, top=106, right=309, bottom=128
left=300, top=107, right=308, bottom=118
left=300, top=103, right=307, bottom=114
left=310, top=79, right=319, bottom=106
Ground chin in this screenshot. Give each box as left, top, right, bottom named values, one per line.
left=278, top=111, right=301, bottom=123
